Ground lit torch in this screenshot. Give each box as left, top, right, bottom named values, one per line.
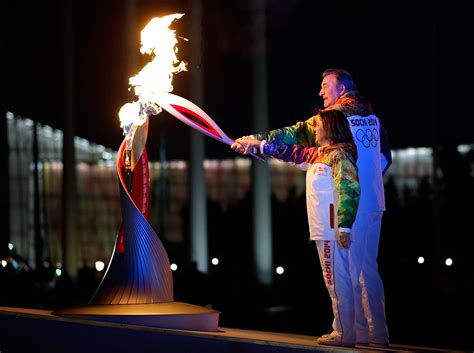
left=115, top=14, right=187, bottom=255
left=119, top=13, right=264, bottom=163
left=119, top=13, right=187, bottom=172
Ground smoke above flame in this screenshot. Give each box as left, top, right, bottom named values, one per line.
left=119, top=13, right=187, bottom=146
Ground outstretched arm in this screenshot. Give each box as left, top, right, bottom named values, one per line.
left=237, top=116, right=319, bottom=147
left=231, top=137, right=320, bottom=166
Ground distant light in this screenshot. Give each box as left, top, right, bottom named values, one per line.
left=204, top=160, right=219, bottom=169
left=43, top=125, right=53, bottom=137
left=221, top=160, right=234, bottom=169
left=457, top=144, right=470, bottom=154
left=43, top=261, right=50, bottom=268
left=211, top=258, right=219, bottom=266
left=445, top=258, right=453, bottom=266
left=418, top=147, right=432, bottom=155
left=406, top=147, right=417, bottom=156
left=8, top=243, right=13, bottom=251
left=102, top=151, right=112, bottom=160
left=56, top=262, right=62, bottom=269
left=1, top=260, right=6, bottom=268
left=10, top=259, right=19, bottom=270
left=417, top=257, right=425, bottom=264
left=55, top=268, right=62, bottom=277
left=170, top=263, right=178, bottom=271
left=276, top=266, right=285, bottom=275
left=95, top=261, right=105, bottom=272
left=170, top=161, right=187, bottom=170
left=235, top=158, right=251, bottom=169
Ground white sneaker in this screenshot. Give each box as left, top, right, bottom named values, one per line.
left=317, top=332, right=355, bottom=347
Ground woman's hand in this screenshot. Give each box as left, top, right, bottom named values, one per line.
left=336, top=231, right=351, bottom=249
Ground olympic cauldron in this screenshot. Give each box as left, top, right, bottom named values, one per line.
left=54, top=119, right=219, bottom=331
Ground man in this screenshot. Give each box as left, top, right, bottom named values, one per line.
left=233, top=68, right=391, bottom=347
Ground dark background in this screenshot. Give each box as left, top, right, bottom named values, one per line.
left=2, top=0, right=473, bottom=159
left=1, top=0, right=473, bottom=351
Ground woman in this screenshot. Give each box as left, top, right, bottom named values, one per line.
left=233, top=109, right=361, bottom=347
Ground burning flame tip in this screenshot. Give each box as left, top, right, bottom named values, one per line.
left=119, top=13, right=187, bottom=143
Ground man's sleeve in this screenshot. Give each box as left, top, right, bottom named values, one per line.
left=252, top=116, right=317, bottom=147
left=332, top=153, right=361, bottom=229
left=380, top=125, right=392, bottom=175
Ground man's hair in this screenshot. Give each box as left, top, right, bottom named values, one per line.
left=322, top=68, right=357, bottom=91
left=318, top=109, right=353, bottom=143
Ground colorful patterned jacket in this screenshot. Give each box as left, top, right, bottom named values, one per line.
left=253, top=90, right=392, bottom=174
left=263, top=140, right=360, bottom=238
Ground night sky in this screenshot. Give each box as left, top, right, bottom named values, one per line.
left=2, top=0, right=473, bottom=160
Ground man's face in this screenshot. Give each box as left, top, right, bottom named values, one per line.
left=319, top=74, right=343, bottom=108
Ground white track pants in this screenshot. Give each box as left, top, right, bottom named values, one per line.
left=349, top=211, right=389, bottom=344
left=316, top=240, right=355, bottom=344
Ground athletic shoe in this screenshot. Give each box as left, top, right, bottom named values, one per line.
left=317, top=332, right=355, bottom=347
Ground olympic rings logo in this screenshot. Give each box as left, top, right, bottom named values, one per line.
left=355, top=128, right=379, bottom=148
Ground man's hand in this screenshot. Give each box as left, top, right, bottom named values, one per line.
left=231, top=136, right=260, bottom=155
left=230, top=139, right=246, bottom=154
left=336, top=231, right=351, bottom=249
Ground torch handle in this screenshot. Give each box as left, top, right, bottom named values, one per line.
left=226, top=138, right=264, bottom=161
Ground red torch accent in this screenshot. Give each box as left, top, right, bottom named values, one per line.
left=329, top=203, right=334, bottom=229
left=115, top=144, right=151, bottom=255
left=170, top=104, right=221, bottom=139
left=116, top=225, right=125, bottom=254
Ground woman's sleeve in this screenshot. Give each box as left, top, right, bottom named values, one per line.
left=332, top=153, right=361, bottom=229
left=263, top=141, right=319, bottom=166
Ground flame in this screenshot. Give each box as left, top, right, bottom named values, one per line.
left=119, top=13, right=187, bottom=148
